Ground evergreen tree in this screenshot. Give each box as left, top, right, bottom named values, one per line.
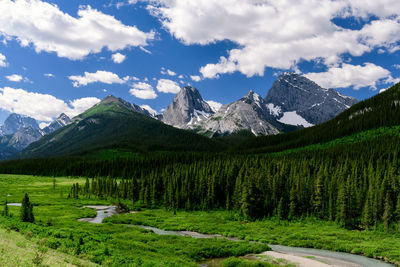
left=383, top=193, right=393, bottom=232
left=3, top=199, right=8, bottom=217
left=20, top=193, right=34, bottom=223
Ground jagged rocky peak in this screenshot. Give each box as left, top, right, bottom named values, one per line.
left=265, top=72, right=358, bottom=126
left=198, top=90, right=280, bottom=137
left=162, top=86, right=214, bottom=128
left=0, top=113, right=39, bottom=136
left=42, top=113, right=71, bottom=135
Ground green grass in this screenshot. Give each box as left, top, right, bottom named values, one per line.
left=0, top=226, right=96, bottom=266
left=107, top=209, right=400, bottom=266
left=0, top=174, right=268, bottom=266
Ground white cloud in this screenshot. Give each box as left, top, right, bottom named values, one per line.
left=0, top=87, right=100, bottom=121
left=112, top=52, right=126, bottom=64
left=206, top=100, right=222, bottom=112
left=161, top=68, right=177, bottom=76
left=0, top=53, right=7, bottom=67
left=130, top=82, right=157, bottom=99
left=178, top=74, right=184, bottom=79
left=140, top=104, right=158, bottom=116
left=148, top=0, right=400, bottom=78
left=44, top=73, right=55, bottom=78
left=190, top=75, right=201, bottom=82
left=5, top=74, right=23, bottom=82
left=167, top=69, right=176, bottom=76
left=67, top=97, right=101, bottom=117
left=304, top=63, right=395, bottom=90
left=156, top=79, right=181, bottom=94
left=394, top=64, right=400, bottom=69
left=139, top=46, right=152, bottom=54
left=0, top=0, right=155, bottom=60
left=69, top=70, right=125, bottom=87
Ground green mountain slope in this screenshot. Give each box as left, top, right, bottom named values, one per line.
left=235, top=82, right=400, bottom=153
left=22, top=96, right=224, bottom=158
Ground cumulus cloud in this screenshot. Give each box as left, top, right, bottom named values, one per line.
left=0, top=87, right=100, bottom=121
left=44, top=73, right=55, bottom=78
left=140, top=104, right=158, bottom=115
left=161, top=67, right=177, bottom=76
left=5, top=74, right=23, bottom=82
left=130, top=82, right=157, bottom=99
left=156, top=79, right=181, bottom=93
left=394, top=64, right=400, bottom=69
left=190, top=75, right=201, bottom=82
left=69, top=70, right=125, bottom=87
left=0, top=0, right=155, bottom=60
left=148, top=0, right=400, bottom=78
left=0, top=53, right=7, bottom=67
left=304, top=63, right=396, bottom=90
left=112, top=52, right=126, bottom=63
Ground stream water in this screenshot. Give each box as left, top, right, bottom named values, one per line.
left=78, top=206, right=395, bottom=267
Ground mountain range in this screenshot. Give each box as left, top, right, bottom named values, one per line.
left=0, top=72, right=360, bottom=159
left=161, top=72, right=357, bottom=136
left=0, top=113, right=70, bottom=159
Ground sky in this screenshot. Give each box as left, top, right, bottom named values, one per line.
left=0, top=0, right=399, bottom=127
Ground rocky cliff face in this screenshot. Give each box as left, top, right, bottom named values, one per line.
left=161, top=86, right=214, bottom=128
left=0, top=112, right=72, bottom=155
left=42, top=113, right=71, bottom=135
left=198, top=90, right=280, bottom=136
left=0, top=113, right=39, bottom=136
left=265, top=72, right=358, bottom=126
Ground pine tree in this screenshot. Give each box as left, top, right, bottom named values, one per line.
left=20, top=193, right=34, bottom=223
left=362, top=194, right=373, bottom=229
left=3, top=199, right=8, bottom=217
left=383, top=193, right=393, bottom=233
left=277, top=197, right=284, bottom=223
left=395, top=193, right=400, bottom=222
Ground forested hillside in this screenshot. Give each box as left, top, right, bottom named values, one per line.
left=2, top=131, right=400, bottom=230
left=1, top=83, right=400, bottom=231
left=235, top=82, right=400, bottom=153
left=22, top=96, right=224, bottom=158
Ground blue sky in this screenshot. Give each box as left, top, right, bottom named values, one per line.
left=0, top=0, right=399, bottom=126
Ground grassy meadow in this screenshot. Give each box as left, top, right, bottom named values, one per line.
left=107, top=209, right=400, bottom=266
left=0, top=174, right=269, bottom=266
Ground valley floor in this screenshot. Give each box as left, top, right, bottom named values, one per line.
left=0, top=174, right=399, bottom=266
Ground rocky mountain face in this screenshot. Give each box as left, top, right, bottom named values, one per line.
left=42, top=113, right=71, bottom=135
left=265, top=72, right=358, bottom=126
left=0, top=113, right=71, bottom=157
left=0, top=113, right=39, bottom=135
left=161, top=86, right=214, bottom=128
left=198, top=90, right=281, bottom=136
left=161, top=74, right=358, bottom=136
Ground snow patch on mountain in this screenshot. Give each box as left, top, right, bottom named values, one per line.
left=278, top=111, right=314, bottom=127
left=206, top=100, right=222, bottom=112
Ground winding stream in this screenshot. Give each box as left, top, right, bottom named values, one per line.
left=78, top=206, right=395, bottom=267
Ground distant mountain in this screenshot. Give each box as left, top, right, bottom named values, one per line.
left=197, top=90, right=284, bottom=136
left=42, top=113, right=70, bottom=135
left=161, top=75, right=357, bottom=137
left=0, top=113, right=72, bottom=159
left=22, top=95, right=223, bottom=158
left=265, top=72, right=358, bottom=126
left=161, top=86, right=214, bottom=128
left=237, top=81, right=400, bottom=153
left=0, top=113, right=39, bottom=136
